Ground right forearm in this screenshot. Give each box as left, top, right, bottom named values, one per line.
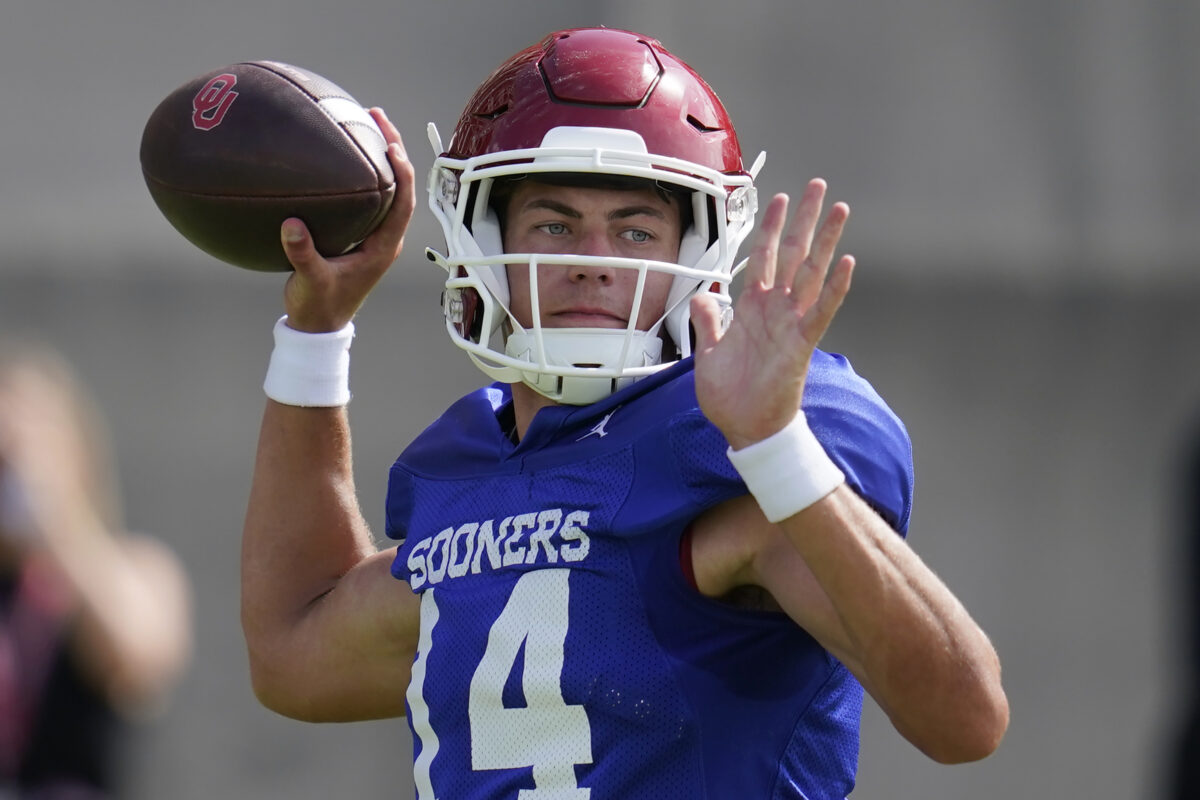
left=240, top=400, right=375, bottom=649
left=239, top=399, right=417, bottom=722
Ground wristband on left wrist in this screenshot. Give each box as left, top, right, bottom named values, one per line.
left=725, top=411, right=845, bottom=523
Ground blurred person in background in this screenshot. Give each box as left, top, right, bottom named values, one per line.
left=0, top=342, right=192, bottom=798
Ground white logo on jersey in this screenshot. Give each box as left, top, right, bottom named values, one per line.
left=577, top=408, right=618, bottom=441
left=406, top=508, right=592, bottom=590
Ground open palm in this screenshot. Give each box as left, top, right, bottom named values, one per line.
left=691, top=179, right=855, bottom=450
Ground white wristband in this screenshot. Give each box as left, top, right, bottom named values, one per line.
left=726, top=411, right=846, bottom=523
left=263, top=316, right=355, bottom=407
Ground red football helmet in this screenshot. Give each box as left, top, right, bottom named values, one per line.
left=426, top=27, right=763, bottom=404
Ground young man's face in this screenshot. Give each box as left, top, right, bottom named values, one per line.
left=501, top=180, right=683, bottom=332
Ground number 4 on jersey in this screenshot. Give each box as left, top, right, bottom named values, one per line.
left=410, top=569, right=593, bottom=799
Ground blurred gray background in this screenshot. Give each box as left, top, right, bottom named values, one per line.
left=2, top=0, right=1197, bottom=797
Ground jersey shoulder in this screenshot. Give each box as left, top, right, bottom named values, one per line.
left=385, top=362, right=746, bottom=544
left=805, top=349, right=914, bottom=533
left=394, top=384, right=513, bottom=477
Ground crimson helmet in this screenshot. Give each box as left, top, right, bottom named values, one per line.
left=426, top=27, right=763, bottom=404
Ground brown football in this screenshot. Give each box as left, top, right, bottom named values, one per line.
left=140, top=61, right=395, bottom=272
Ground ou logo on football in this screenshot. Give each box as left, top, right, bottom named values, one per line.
left=192, top=74, right=239, bottom=130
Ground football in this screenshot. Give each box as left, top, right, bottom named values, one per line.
left=140, top=61, right=395, bottom=272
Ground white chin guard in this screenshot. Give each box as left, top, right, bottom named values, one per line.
left=505, top=328, right=664, bottom=405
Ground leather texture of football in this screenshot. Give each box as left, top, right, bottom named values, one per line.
left=140, top=61, right=395, bottom=272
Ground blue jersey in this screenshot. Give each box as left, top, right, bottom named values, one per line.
left=386, top=352, right=913, bottom=800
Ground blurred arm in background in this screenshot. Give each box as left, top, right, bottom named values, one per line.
left=0, top=341, right=192, bottom=791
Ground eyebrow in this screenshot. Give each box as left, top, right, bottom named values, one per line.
left=519, top=198, right=670, bottom=222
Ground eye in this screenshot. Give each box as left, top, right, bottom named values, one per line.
left=537, top=222, right=569, bottom=236
left=622, top=229, right=653, bottom=243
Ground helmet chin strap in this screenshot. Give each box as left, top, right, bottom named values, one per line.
left=505, top=328, right=665, bottom=405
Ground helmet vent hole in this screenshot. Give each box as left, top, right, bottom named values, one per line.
left=474, top=104, right=509, bottom=121
left=686, top=114, right=720, bottom=133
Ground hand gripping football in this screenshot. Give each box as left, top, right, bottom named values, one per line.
left=140, top=61, right=395, bottom=271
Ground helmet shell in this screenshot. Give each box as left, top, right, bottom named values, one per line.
left=426, top=27, right=761, bottom=405
left=446, top=28, right=746, bottom=180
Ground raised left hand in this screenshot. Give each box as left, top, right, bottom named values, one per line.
left=691, top=179, right=854, bottom=449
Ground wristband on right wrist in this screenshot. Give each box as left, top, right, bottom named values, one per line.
left=725, top=411, right=846, bottom=523
left=262, top=315, right=355, bottom=407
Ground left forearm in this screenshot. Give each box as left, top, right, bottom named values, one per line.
left=778, top=485, right=1008, bottom=762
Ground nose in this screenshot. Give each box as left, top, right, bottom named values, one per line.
left=568, top=262, right=615, bottom=285
left=567, top=230, right=617, bottom=284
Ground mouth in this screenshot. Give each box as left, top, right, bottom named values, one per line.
left=549, top=308, right=629, bottom=329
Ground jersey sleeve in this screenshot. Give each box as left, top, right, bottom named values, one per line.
left=385, top=385, right=512, bottom=545
left=804, top=350, right=914, bottom=535
left=629, top=351, right=913, bottom=537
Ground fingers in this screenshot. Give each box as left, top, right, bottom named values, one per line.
left=773, top=178, right=827, bottom=291
left=690, top=292, right=725, bottom=353
left=748, top=180, right=849, bottom=311
left=369, top=106, right=401, bottom=148
left=362, top=107, right=416, bottom=261
left=758, top=179, right=849, bottom=314
left=745, top=193, right=789, bottom=289
left=801, top=254, right=855, bottom=346
left=731, top=179, right=853, bottom=348
left=791, top=199, right=849, bottom=311
left=370, top=142, right=416, bottom=252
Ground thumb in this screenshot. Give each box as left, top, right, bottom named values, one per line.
left=690, top=293, right=724, bottom=353
left=280, top=218, right=322, bottom=274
